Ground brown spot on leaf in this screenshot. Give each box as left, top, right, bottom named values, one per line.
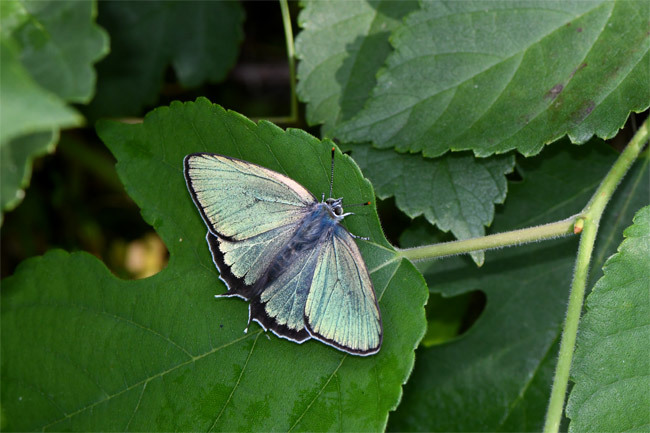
left=545, top=84, right=564, bottom=100
left=569, top=62, right=587, bottom=79
left=572, top=100, right=596, bottom=124
left=577, top=27, right=583, bottom=33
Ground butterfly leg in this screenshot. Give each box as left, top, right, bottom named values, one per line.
left=243, top=305, right=253, bottom=334
left=349, top=231, right=370, bottom=241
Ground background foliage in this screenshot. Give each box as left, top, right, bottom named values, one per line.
left=1, top=0, right=648, bottom=432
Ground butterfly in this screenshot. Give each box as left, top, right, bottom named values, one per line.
left=183, top=149, right=382, bottom=356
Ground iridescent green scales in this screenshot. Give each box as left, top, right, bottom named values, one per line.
left=184, top=152, right=382, bottom=355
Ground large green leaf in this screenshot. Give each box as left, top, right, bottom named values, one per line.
left=337, top=0, right=650, bottom=157
left=1, top=98, right=428, bottom=431
left=296, top=0, right=418, bottom=136
left=342, top=144, right=514, bottom=265
left=85, top=1, right=244, bottom=119
left=387, top=141, right=649, bottom=431
left=296, top=0, right=515, bottom=265
left=566, top=206, right=650, bottom=432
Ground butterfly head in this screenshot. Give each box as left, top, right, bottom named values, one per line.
left=325, top=197, right=347, bottom=220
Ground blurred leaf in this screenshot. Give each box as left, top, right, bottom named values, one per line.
left=337, top=1, right=650, bottom=157
left=387, top=141, right=649, bottom=431
left=343, top=144, right=514, bottom=265
left=0, top=0, right=29, bottom=37
left=1, top=98, right=428, bottom=431
left=11, top=0, right=108, bottom=102
left=296, top=0, right=418, bottom=136
left=566, top=206, right=650, bottom=432
left=0, top=131, right=57, bottom=217
left=0, top=39, right=79, bottom=145
left=86, top=1, right=244, bottom=119
left=1, top=0, right=107, bottom=218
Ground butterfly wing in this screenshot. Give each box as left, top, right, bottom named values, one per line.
left=184, top=153, right=316, bottom=299
left=184, top=153, right=316, bottom=241
left=207, top=231, right=312, bottom=343
left=248, top=230, right=326, bottom=343
left=303, top=225, right=382, bottom=355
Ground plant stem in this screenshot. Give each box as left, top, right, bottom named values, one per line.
left=543, top=118, right=649, bottom=433
left=398, top=217, right=578, bottom=261
left=270, top=0, right=298, bottom=125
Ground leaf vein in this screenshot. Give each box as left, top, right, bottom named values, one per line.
left=288, top=356, right=346, bottom=432
left=208, top=332, right=261, bottom=432
left=40, top=331, right=258, bottom=430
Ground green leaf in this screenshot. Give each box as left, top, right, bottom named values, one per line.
left=1, top=98, right=428, bottom=431
left=337, top=1, right=650, bottom=157
left=296, top=0, right=515, bottom=265
left=0, top=38, right=80, bottom=146
left=296, top=0, right=418, bottom=136
left=387, top=141, right=649, bottom=431
left=0, top=0, right=29, bottom=38
left=566, top=206, right=650, bottom=432
left=86, top=1, right=244, bottom=119
left=342, top=144, right=514, bottom=265
left=0, top=0, right=108, bottom=219
left=0, top=131, right=57, bottom=217
left=10, top=0, right=109, bottom=103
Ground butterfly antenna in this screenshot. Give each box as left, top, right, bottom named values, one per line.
left=345, top=201, right=372, bottom=208
left=329, top=147, right=335, bottom=199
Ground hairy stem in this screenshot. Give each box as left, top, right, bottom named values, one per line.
left=397, top=217, right=578, bottom=261
left=543, top=118, right=649, bottom=433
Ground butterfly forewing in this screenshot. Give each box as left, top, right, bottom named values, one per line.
left=184, top=153, right=315, bottom=240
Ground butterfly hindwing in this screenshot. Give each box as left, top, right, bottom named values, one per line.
left=217, top=223, right=298, bottom=286
left=304, top=225, right=382, bottom=355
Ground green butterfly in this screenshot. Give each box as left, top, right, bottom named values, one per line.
left=184, top=150, right=382, bottom=356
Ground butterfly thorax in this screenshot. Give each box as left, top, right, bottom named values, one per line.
left=256, top=203, right=342, bottom=292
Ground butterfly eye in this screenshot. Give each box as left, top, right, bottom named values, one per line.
left=334, top=207, right=343, bottom=216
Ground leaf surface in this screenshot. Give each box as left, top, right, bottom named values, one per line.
left=342, top=144, right=514, bottom=265
left=0, top=0, right=107, bottom=217
left=337, top=0, right=650, bottom=157
left=387, top=141, right=649, bottom=431
left=296, top=0, right=418, bottom=136
left=566, top=206, right=650, bottom=432
left=296, top=0, right=514, bottom=264
left=0, top=39, right=79, bottom=145
left=1, top=98, right=428, bottom=431
left=0, top=131, right=57, bottom=217
left=86, top=1, right=244, bottom=119
left=11, top=0, right=108, bottom=102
